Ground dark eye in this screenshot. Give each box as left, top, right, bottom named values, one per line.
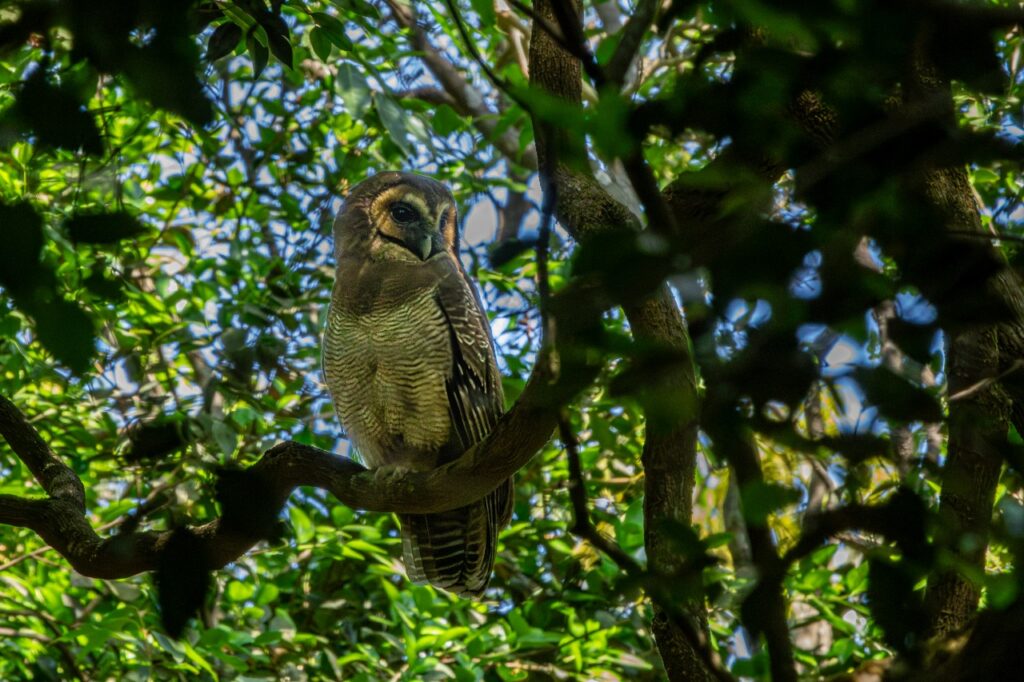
left=438, top=211, right=448, bottom=229
left=389, top=202, right=418, bottom=223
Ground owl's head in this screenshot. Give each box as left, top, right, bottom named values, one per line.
left=334, top=171, right=459, bottom=263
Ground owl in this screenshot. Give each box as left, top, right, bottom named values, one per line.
left=322, top=171, right=513, bottom=597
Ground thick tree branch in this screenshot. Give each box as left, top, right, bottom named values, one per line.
left=0, top=401, right=555, bottom=578
left=0, top=396, right=84, bottom=511
left=528, top=3, right=709, bottom=680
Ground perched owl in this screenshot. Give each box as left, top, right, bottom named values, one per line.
left=323, top=171, right=513, bottom=597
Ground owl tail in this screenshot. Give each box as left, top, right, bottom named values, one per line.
left=398, top=478, right=513, bottom=598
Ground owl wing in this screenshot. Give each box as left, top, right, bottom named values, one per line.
left=436, top=259, right=513, bottom=528
left=435, top=264, right=504, bottom=454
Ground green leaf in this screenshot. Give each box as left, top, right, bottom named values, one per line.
left=211, top=420, right=238, bottom=456
left=247, top=30, right=269, bottom=78
left=336, top=62, right=370, bottom=116
left=207, top=22, right=242, bottom=61
left=309, top=27, right=333, bottom=61
left=431, top=104, right=462, bottom=136
left=226, top=580, right=255, bottom=602
left=469, top=0, right=495, bottom=26
left=290, top=505, right=315, bottom=544
left=376, top=93, right=412, bottom=157
left=314, top=12, right=352, bottom=51
left=267, top=30, right=294, bottom=69
left=64, top=212, right=145, bottom=245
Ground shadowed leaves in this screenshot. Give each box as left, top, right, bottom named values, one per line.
left=156, top=528, right=211, bottom=638
left=65, top=212, right=146, bottom=245
left=852, top=367, right=943, bottom=424
left=9, top=69, right=103, bottom=155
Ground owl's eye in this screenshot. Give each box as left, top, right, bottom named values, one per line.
left=389, top=202, right=419, bottom=223
left=438, top=211, right=448, bottom=229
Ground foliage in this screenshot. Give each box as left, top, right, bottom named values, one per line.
left=1, top=0, right=1024, bottom=680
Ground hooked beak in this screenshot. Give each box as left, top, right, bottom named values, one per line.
left=414, top=234, right=432, bottom=261
left=378, top=223, right=436, bottom=261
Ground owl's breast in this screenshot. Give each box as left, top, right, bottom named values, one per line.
left=323, top=285, right=453, bottom=469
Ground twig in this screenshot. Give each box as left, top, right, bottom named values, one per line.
left=558, top=414, right=644, bottom=573
left=441, top=0, right=532, bottom=113
left=948, top=359, right=1024, bottom=402
left=387, top=0, right=538, bottom=168
left=557, top=414, right=736, bottom=682
left=605, top=0, right=658, bottom=86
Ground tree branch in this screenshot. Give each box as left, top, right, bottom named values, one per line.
left=0, top=395, right=84, bottom=511
left=605, top=0, right=657, bottom=87
left=386, top=0, right=538, bottom=170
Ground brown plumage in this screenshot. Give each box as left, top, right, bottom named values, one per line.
left=322, top=171, right=512, bottom=597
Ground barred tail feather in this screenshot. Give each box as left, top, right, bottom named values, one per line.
left=399, top=479, right=513, bottom=598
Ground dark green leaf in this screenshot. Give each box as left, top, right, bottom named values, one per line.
left=333, top=0, right=379, bottom=19
left=216, top=467, right=287, bottom=541
left=82, top=271, right=124, bottom=300
left=14, top=70, right=103, bottom=155
left=309, top=27, right=332, bottom=61
left=206, top=22, right=242, bottom=61
left=852, top=368, right=944, bottom=423
left=247, top=30, right=269, bottom=78
left=740, top=482, right=800, bottom=526
left=488, top=237, right=535, bottom=269
left=65, top=212, right=145, bottom=245
left=313, top=12, right=351, bottom=51
left=156, top=528, right=211, bottom=638
left=122, top=417, right=190, bottom=463
left=0, top=202, right=43, bottom=293
left=32, top=297, right=95, bottom=374
left=266, top=29, right=293, bottom=69
left=867, top=557, right=927, bottom=655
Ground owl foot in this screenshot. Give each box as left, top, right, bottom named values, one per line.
left=371, top=464, right=414, bottom=493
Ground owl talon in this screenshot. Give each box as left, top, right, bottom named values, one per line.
left=372, top=464, right=412, bottom=488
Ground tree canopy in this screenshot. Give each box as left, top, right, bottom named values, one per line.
left=3, top=1, right=1024, bottom=680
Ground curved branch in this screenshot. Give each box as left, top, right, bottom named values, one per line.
left=0, top=396, right=84, bottom=511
